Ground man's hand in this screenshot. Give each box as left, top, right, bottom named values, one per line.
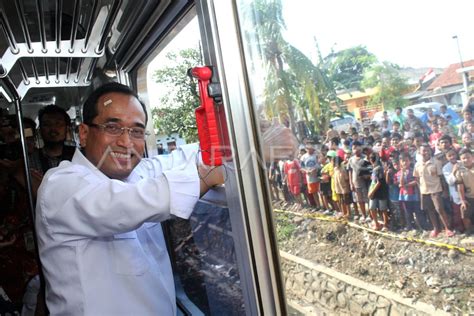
left=198, top=164, right=225, bottom=195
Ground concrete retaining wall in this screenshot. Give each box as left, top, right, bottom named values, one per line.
left=280, top=251, right=449, bottom=315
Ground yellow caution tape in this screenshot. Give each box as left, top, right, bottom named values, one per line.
left=273, top=208, right=474, bottom=255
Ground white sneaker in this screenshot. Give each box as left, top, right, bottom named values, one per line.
left=353, top=215, right=359, bottom=221
left=365, top=217, right=373, bottom=223
left=358, top=216, right=365, bottom=224
left=323, top=209, right=332, bottom=215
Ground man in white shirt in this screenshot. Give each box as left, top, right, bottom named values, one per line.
left=35, top=83, right=224, bottom=315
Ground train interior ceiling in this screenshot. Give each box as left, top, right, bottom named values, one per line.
left=0, top=0, right=192, bottom=119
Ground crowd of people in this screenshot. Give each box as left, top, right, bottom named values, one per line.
left=269, top=106, right=474, bottom=238
left=0, top=105, right=75, bottom=313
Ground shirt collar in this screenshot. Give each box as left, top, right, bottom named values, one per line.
left=71, top=148, right=111, bottom=181
left=421, top=157, right=434, bottom=165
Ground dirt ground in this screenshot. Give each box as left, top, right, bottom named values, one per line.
left=274, top=202, right=474, bottom=314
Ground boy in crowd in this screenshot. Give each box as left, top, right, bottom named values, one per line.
left=443, top=149, right=465, bottom=232
left=458, top=109, right=473, bottom=137
left=454, top=148, right=474, bottom=234
left=391, top=121, right=402, bottom=135
left=386, top=155, right=403, bottom=229
left=301, top=143, right=321, bottom=210
left=333, top=156, right=351, bottom=219
left=368, top=153, right=390, bottom=231
left=396, top=153, right=425, bottom=231
left=319, top=152, right=333, bottom=212
left=283, top=155, right=304, bottom=206
left=414, top=144, right=455, bottom=237
left=348, top=141, right=370, bottom=223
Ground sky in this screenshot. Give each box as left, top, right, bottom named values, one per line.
left=281, top=0, right=474, bottom=68
left=147, top=0, right=474, bottom=104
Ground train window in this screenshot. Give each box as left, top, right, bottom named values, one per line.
left=137, top=15, right=247, bottom=315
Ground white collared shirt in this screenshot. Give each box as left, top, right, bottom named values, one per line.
left=36, top=148, right=200, bottom=315
left=443, top=161, right=461, bottom=205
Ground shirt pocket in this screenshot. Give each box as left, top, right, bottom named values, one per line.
left=112, top=231, right=149, bottom=276
left=427, top=165, right=437, bottom=176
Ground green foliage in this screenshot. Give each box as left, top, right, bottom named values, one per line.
left=247, top=0, right=336, bottom=139
left=275, top=212, right=297, bottom=242
left=151, top=48, right=202, bottom=143
left=361, top=61, right=409, bottom=110
left=326, top=45, right=377, bottom=91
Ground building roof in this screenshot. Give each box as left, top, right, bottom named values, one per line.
left=337, top=87, right=378, bottom=101
left=427, top=59, right=474, bottom=91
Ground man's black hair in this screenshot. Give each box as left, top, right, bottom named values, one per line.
left=391, top=132, right=402, bottom=140
left=352, top=140, right=362, bottom=147
left=330, top=137, right=340, bottom=146
left=414, top=131, right=424, bottom=139
left=459, top=148, right=472, bottom=157
left=82, top=82, right=148, bottom=125
left=38, top=105, right=70, bottom=126
left=395, top=106, right=403, bottom=111
left=439, top=134, right=452, bottom=144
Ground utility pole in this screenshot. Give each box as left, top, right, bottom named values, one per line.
left=452, top=35, right=470, bottom=107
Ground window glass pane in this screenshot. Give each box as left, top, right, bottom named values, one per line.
left=141, top=17, right=245, bottom=315
left=237, top=0, right=474, bottom=314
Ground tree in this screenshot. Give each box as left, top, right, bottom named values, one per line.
left=361, top=61, right=409, bottom=110
left=151, top=48, right=201, bottom=143
left=326, top=45, right=377, bottom=91
left=244, top=0, right=336, bottom=138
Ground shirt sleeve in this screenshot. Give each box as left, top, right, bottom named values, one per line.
left=454, top=169, right=464, bottom=185
left=436, top=160, right=443, bottom=176
left=443, top=164, right=456, bottom=186
left=37, top=154, right=199, bottom=241
left=413, top=164, right=419, bottom=178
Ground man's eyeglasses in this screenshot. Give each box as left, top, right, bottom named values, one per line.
left=87, top=123, right=149, bottom=140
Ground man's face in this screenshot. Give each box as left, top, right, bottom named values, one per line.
left=352, top=145, right=361, bottom=156
left=463, top=133, right=472, bottom=146
left=40, top=112, right=67, bottom=144
left=391, top=137, right=399, bottom=147
left=439, top=139, right=451, bottom=151
left=461, top=153, right=473, bottom=168
left=400, top=158, right=410, bottom=169
left=463, top=111, right=472, bottom=122
left=407, top=110, right=414, bottom=118
left=382, top=137, right=390, bottom=147
left=395, top=108, right=401, bottom=115
left=414, top=137, right=423, bottom=148
left=421, top=146, right=431, bottom=161
left=79, top=92, right=146, bottom=180
left=446, top=151, right=457, bottom=164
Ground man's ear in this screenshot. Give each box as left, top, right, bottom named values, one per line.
left=78, top=123, right=89, bottom=148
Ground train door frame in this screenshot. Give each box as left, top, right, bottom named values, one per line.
left=196, top=1, right=287, bottom=314
left=129, top=0, right=287, bottom=314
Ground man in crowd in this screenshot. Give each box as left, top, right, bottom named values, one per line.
left=414, top=144, right=454, bottom=237
left=35, top=105, right=76, bottom=172
left=392, top=106, right=405, bottom=129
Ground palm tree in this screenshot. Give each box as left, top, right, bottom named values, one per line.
left=244, top=0, right=336, bottom=138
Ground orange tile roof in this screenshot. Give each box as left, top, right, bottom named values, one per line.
left=427, top=59, right=474, bottom=91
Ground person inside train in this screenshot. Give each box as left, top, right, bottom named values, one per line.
left=35, top=82, right=297, bottom=314
left=34, top=105, right=76, bottom=173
